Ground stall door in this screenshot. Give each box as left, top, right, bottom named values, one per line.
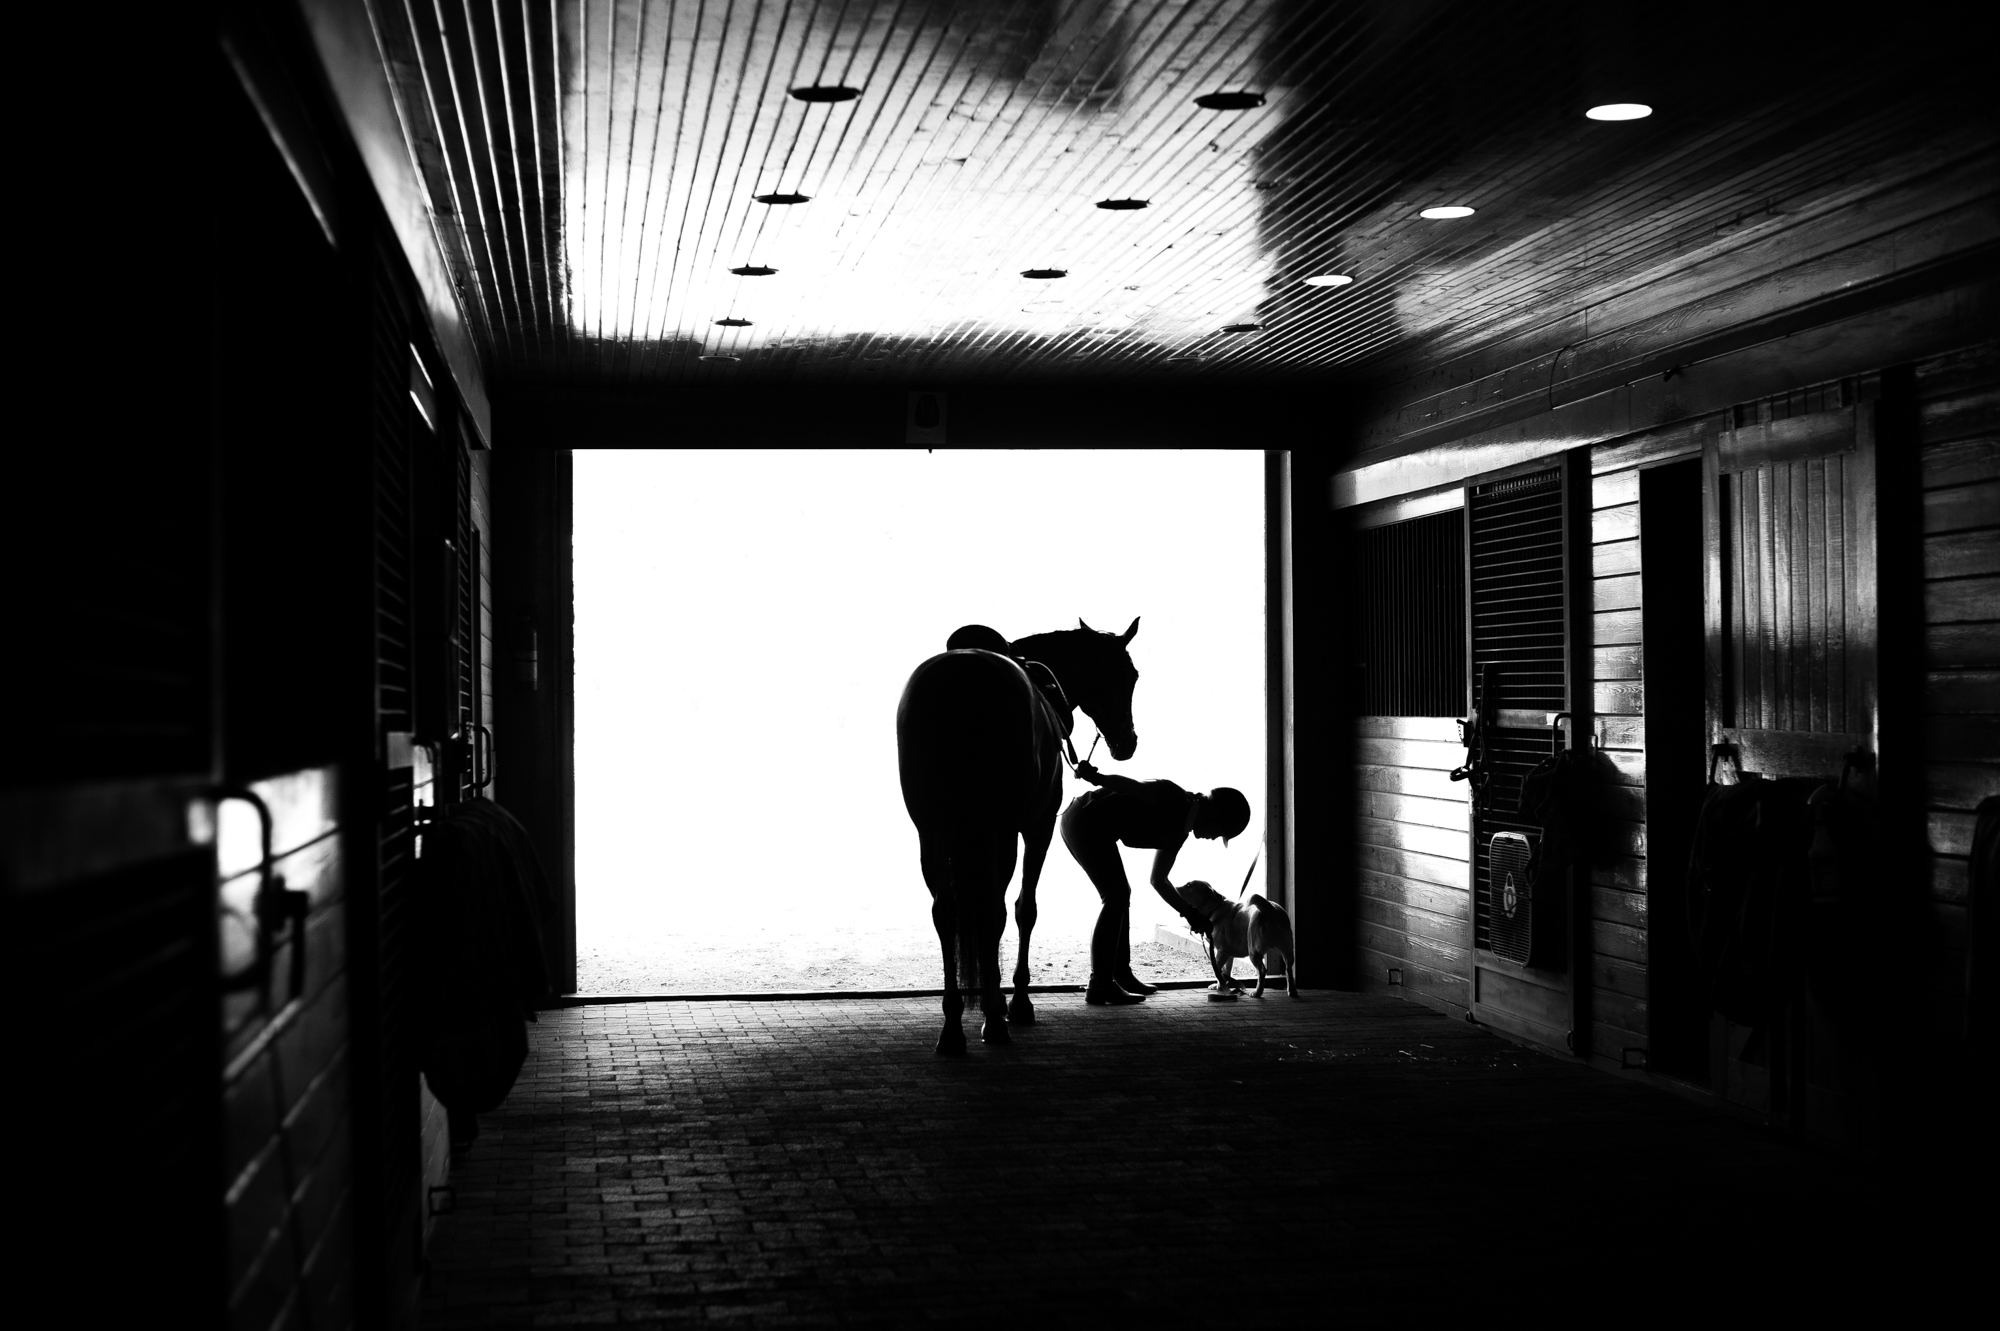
left=1702, top=392, right=1880, bottom=1145
left=1466, top=460, right=1588, bottom=1050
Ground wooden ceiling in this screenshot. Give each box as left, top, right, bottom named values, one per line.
left=367, top=0, right=1978, bottom=384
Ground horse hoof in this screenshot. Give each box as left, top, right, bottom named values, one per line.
left=981, top=1017, right=1012, bottom=1045
left=935, top=1028, right=967, bottom=1056
left=1008, top=994, right=1036, bottom=1026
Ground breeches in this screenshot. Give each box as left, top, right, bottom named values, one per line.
left=1059, top=795, right=1130, bottom=905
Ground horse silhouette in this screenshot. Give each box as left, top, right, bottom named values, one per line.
left=897, top=618, right=1141, bottom=1053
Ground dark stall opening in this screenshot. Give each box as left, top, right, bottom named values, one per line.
left=1640, top=459, right=1707, bottom=1081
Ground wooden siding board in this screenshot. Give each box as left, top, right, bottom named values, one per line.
left=1926, top=670, right=2000, bottom=713
left=1359, top=788, right=1472, bottom=831
left=1355, top=736, right=1465, bottom=771
left=1359, top=895, right=1471, bottom=949
left=1359, top=945, right=1469, bottom=1011
left=1355, top=716, right=1462, bottom=742
left=1594, top=470, right=1640, bottom=509
left=1595, top=680, right=1644, bottom=715
left=1590, top=884, right=1648, bottom=928
left=1924, top=529, right=2000, bottom=580
left=1356, top=816, right=1471, bottom=861
left=1926, top=622, right=2000, bottom=669
left=1596, top=609, right=1644, bottom=646
left=1919, top=436, right=2000, bottom=488
left=1598, top=715, right=1645, bottom=749
left=1594, top=574, right=1642, bottom=612
left=1928, top=809, right=1979, bottom=857
left=1356, top=764, right=1474, bottom=801
left=1591, top=955, right=1649, bottom=1000
left=1925, top=575, right=2000, bottom=623
left=1359, top=842, right=1472, bottom=890
left=1592, top=920, right=1649, bottom=964
left=1358, top=869, right=1471, bottom=920
left=1590, top=856, right=1645, bottom=892
left=1923, top=762, right=2000, bottom=809
left=1927, top=853, right=1970, bottom=905
left=1599, top=749, right=1647, bottom=785
left=1357, top=921, right=1469, bottom=974
left=1595, top=644, right=1643, bottom=679
left=1591, top=422, right=1708, bottom=475
left=1597, top=503, right=1640, bottom=543
left=1919, top=384, right=2000, bottom=444
left=1594, top=539, right=1641, bottom=578
left=1925, top=480, right=2000, bottom=535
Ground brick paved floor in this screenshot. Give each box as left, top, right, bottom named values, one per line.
left=420, top=990, right=1944, bottom=1327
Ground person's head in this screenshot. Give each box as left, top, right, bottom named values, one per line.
left=1193, top=787, right=1251, bottom=844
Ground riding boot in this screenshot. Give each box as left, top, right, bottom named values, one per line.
left=1112, top=969, right=1159, bottom=995
left=1084, top=975, right=1145, bottom=1005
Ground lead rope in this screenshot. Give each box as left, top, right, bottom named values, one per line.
left=1235, top=831, right=1266, bottom=900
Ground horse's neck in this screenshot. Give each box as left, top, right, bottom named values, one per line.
left=1012, top=630, right=1088, bottom=693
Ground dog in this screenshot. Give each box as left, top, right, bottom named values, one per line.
left=1175, top=880, right=1297, bottom=999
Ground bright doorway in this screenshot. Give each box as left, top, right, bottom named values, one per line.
left=574, top=450, right=1266, bottom=992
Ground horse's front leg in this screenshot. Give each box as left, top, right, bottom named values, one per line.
left=1010, top=798, right=1058, bottom=1026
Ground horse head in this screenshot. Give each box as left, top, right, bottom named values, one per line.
left=1066, top=616, right=1141, bottom=761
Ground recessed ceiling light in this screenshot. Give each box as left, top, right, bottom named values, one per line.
left=1585, top=103, right=1653, bottom=121
left=1095, top=198, right=1149, bottom=210
left=754, top=192, right=811, bottom=205
left=1021, top=268, right=1068, bottom=279
left=730, top=265, right=777, bottom=276
left=714, top=317, right=751, bottom=326
left=1419, top=205, right=1475, bottom=219
left=698, top=354, right=740, bottom=362
left=1303, top=274, right=1353, bottom=287
left=1220, top=323, right=1261, bottom=333
left=1194, top=91, right=1265, bottom=110
left=789, top=85, right=859, bottom=103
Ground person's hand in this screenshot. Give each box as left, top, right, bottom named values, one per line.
left=1074, top=761, right=1100, bottom=784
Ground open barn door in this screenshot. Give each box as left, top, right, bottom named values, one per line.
left=1701, top=387, right=1882, bottom=1147
left=1463, top=458, right=1591, bottom=1051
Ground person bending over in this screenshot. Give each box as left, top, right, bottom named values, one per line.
left=1061, top=762, right=1251, bottom=1005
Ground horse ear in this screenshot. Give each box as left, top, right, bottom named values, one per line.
left=1078, top=618, right=1095, bottom=633
left=1118, top=616, right=1139, bottom=646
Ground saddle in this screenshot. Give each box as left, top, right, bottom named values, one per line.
left=945, top=624, right=1073, bottom=738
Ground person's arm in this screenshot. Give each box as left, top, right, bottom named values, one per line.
left=1072, top=762, right=1149, bottom=797
left=1149, top=839, right=1209, bottom=932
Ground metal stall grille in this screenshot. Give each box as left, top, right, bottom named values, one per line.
left=1469, top=468, right=1569, bottom=953
left=453, top=434, right=475, bottom=794
left=368, top=263, right=424, bottom=1316
left=1358, top=510, right=1466, bottom=716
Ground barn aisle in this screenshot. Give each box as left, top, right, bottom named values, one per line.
left=419, top=992, right=1942, bottom=1325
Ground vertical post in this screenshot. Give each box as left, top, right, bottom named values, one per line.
left=1564, top=446, right=1596, bottom=1055
left=1265, top=450, right=1294, bottom=926
left=493, top=446, right=577, bottom=995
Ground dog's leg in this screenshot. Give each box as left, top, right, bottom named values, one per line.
left=1204, top=937, right=1236, bottom=1001
left=1252, top=952, right=1267, bottom=998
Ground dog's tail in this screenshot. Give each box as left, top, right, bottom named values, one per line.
left=1247, top=894, right=1300, bottom=998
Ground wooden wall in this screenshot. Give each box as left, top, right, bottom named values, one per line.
left=222, top=768, right=354, bottom=1330
left=1581, top=425, right=1707, bottom=1072
left=1914, top=341, right=2000, bottom=1043
left=1355, top=715, right=1473, bottom=1016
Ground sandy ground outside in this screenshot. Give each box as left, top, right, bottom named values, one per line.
left=575, top=919, right=1216, bottom=993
